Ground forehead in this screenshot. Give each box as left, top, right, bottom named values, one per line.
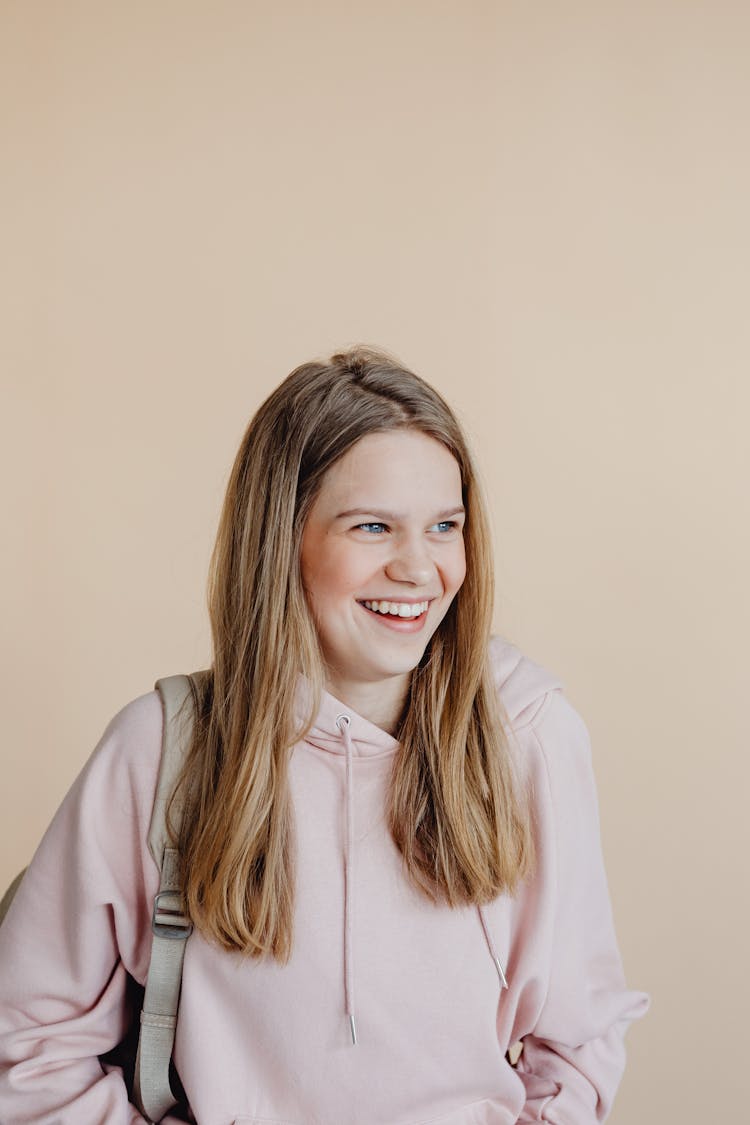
left=314, top=430, right=463, bottom=505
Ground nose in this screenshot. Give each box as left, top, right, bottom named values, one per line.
left=384, top=536, right=436, bottom=587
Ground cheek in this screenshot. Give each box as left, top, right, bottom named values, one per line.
left=301, top=541, right=362, bottom=601
left=300, top=526, right=334, bottom=586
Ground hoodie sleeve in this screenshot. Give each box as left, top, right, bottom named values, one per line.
left=0, top=692, right=187, bottom=1125
left=514, top=689, right=649, bottom=1123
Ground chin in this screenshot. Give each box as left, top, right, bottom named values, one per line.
left=379, top=654, right=426, bottom=678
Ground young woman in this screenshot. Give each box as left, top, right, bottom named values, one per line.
left=0, top=346, right=648, bottom=1123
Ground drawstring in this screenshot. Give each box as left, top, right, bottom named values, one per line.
left=477, top=903, right=509, bottom=989
left=335, top=713, right=357, bottom=1045
left=334, top=714, right=508, bottom=1047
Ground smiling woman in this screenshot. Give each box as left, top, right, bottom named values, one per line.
left=0, top=345, right=648, bottom=1125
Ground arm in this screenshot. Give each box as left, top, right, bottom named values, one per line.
left=0, top=692, right=184, bottom=1124
left=516, top=691, right=649, bottom=1123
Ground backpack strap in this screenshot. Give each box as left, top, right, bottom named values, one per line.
left=133, top=673, right=202, bottom=1124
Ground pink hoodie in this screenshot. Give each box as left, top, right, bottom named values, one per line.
left=0, top=636, right=648, bottom=1124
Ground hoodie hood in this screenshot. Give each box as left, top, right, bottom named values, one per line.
left=293, top=676, right=400, bottom=758
left=293, top=635, right=563, bottom=753
left=488, top=635, right=564, bottom=724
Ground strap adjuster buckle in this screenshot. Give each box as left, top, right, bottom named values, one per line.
left=152, top=890, right=193, bottom=940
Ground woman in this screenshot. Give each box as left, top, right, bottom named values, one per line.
left=0, top=346, right=648, bottom=1123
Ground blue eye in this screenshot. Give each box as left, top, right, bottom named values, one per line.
left=355, top=520, right=460, bottom=535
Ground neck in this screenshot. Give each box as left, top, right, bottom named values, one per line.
left=322, top=672, right=410, bottom=735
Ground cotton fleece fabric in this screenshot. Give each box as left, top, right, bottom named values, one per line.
left=0, top=636, right=649, bottom=1124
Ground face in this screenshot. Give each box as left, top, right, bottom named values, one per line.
left=299, top=429, right=467, bottom=709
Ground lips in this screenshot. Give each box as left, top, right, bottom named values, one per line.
left=356, top=599, right=432, bottom=632
left=360, top=599, right=430, bottom=619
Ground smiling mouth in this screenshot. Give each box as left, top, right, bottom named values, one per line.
left=357, top=599, right=432, bottom=620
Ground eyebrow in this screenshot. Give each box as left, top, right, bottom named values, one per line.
left=334, top=506, right=466, bottom=522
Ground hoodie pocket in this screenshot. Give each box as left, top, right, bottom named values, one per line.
left=411, top=1098, right=519, bottom=1125
left=230, top=1101, right=517, bottom=1125
left=231, top=1119, right=298, bottom=1125
left=231, top=1119, right=303, bottom=1125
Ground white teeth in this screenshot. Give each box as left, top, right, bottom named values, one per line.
left=362, top=600, right=428, bottom=618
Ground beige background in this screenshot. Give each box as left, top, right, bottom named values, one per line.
left=2, top=2, right=748, bottom=1121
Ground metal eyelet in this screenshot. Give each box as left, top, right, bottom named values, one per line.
left=335, top=713, right=351, bottom=730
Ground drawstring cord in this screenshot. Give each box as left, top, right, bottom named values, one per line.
left=334, top=714, right=508, bottom=1046
left=336, top=713, right=358, bottom=1044
left=477, top=903, right=509, bottom=989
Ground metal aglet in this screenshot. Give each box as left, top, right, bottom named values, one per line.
left=349, top=1014, right=358, bottom=1045
left=494, top=955, right=508, bottom=990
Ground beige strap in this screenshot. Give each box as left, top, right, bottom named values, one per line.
left=132, top=674, right=201, bottom=1123
left=146, top=675, right=201, bottom=872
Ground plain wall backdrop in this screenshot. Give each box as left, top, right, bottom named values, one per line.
left=2, top=2, right=748, bottom=1122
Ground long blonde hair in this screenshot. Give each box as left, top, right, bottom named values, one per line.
left=170, top=345, right=533, bottom=960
